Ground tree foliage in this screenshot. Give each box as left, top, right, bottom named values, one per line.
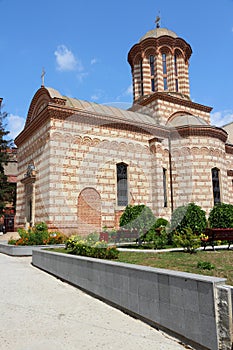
left=208, top=203, right=233, bottom=228
left=0, top=107, right=14, bottom=215
left=170, top=202, right=207, bottom=235
left=119, top=204, right=156, bottom=233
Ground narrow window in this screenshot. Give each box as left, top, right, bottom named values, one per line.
left=140, top=59, right=144, bottom=96
left=212, top=168, right=221, bottom=205
left=174, top=55, right=178, bottom=76
left=117, top=163, right=128, bottom=206
left=150, top=55, right=155, bottom=76
left=151, top=78, right=155, bottom=92
left=162, top=53, right=167, bottom=74
left=163, top=168, right=168, bottom=207
left=163, top=77, right=168, bottom=90
left=174, top=55, right=179, bottom=92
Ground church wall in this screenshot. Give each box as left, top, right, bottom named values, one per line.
left=149, top=138, right=171, bottom=220
left=48, top=115, right=157, bottom=235
left=171, top=135, right=228, bottom=215
left=143, top=99, right=211, bottom=125
left=225, top=150, right=233, bottom=204
left=16, top=122, right=51, bottom=228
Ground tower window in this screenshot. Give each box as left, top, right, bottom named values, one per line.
left=174, top=55, right=179, bottom=92
left=150, top=55, right=155, bottom=76
left=174, top=55, right=178, bottom=76
left=162, top=53, right=168, bottom=90
left=212, top=168, right=221, bottom=205
left=151, top=78, right=155, bottom=92
left=140, top=59, right=144, bottom=96
left=162, top=53, right=167, bottom=74
left=117, top=163, right=128, bottom=206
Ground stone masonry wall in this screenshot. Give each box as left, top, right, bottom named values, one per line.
left=48, top=114, right=158, bottom=234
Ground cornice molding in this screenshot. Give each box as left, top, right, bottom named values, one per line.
left=170, top=125, right=228, bottom=143
left=135, top=92, right=213, bottom=113
left=226, top=144, right=233, bottom=154
left=128, top=36, right=192, bottom=66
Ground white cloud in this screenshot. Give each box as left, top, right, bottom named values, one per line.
left=91, top=89, right=104, bottom=101
left=76, top=72, right=89, bottom=83
left=55, top=45, right=82, bottom=72
left=7, top=114, right=25, bottom=140
left=124, top=84, right=133, bottom=96
left=91, top=58, right=98, bottom=65
left=211, top=110, right=233, bottom=126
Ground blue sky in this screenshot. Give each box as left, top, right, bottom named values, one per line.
left=1, top=0, right=233, bottom=139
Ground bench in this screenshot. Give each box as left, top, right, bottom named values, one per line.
left=202, top=228, right=233, bottom=250
left=99, top=229, right=142, bottom=244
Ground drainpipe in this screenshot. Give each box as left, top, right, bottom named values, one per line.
left=168, top=136, right=174, bottom=213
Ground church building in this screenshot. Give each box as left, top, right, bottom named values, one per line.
left=15, top=21, right=233, bottom=234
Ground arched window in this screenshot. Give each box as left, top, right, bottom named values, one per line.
left=150, top=55, right=155, bottom=92
left=117, top=163, right=128, bottom=206
left=140, top=59, right=144, bottom=96
left=162, top=53, right=168, bottom=90
left=150, top=55, right=155, bottom=75
left=162, top=53, right=167, bottom=74
left=174, top=55, right=179, bottom=92
left=212, top=168, right=221, bottom=205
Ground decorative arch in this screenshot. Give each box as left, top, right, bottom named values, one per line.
left=166, top=111, right=194, bottom=125
left=159, top=46, right=173, bottom=55
left=25, top=86, right=66, bottom=127
left=174, top=48, right=185, bottom=59
left=77, top=187, right=101, bottom=234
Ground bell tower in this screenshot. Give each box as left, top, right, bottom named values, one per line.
left=128, top=19, right=192, bottom=103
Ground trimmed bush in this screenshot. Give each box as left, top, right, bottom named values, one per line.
left=65, top=235, right=118, bottom=259
left=119, top=204, right=156, bottom=233
left=208, top=203, right=233, bottom=228
left=173, top=227, right=201, bottom=253
left=8, top=222, right=66, bottom=246
left=170, top=203, right=207, bottom=236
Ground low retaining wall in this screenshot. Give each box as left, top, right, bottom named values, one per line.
left=0, top=243, right=64, bottom=256
left=32, top=250, right=233, bottom=350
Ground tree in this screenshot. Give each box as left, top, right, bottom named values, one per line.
left=0, top=106, right=14, bottom=216
left=119, top=204, right=156, bottom=233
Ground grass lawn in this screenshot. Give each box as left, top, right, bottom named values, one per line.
left=117, top=250, right=233, bottom=285
left=49, top=247, right=233, bottom=285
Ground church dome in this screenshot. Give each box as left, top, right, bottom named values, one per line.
left=168, top=114, right=208, bottom=127
left=139, top=27, right=178, bottom=42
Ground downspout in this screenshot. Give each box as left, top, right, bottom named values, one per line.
left=168, top=136, right=174, bottom=213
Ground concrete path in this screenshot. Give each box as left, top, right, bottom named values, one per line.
left=0, top=254, right=189, bottom=350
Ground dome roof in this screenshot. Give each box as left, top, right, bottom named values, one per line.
left=168, top=114, right=208, bottom=127
left=139, top=27, right=178, bottom=42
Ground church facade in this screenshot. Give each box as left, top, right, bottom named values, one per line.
left=15, top=24, right=233, bottom=234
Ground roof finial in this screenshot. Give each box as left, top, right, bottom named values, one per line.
left=155, top=13, right=161, bottom=28
left=41, top=67, right=45, bottom=87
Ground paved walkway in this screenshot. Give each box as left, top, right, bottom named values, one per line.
left=0, top=254, right=189, bottom=350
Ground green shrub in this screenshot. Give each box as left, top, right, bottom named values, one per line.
left=8, top=222, right=66, bottom=246
left=144, top=227, right=168, bottom=249
left=153, top=217, right=169, bottom=229
left=197, top=261, right=215, bottom=270
left=170, top=203, right=207, bottom=235
left=66, top=237, right=119, bottom=259
left=119, top=204, right=156, bottom=234
left=173, top=227, right=201, bottom=253
left=208, top=203, right=233, bottom=228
